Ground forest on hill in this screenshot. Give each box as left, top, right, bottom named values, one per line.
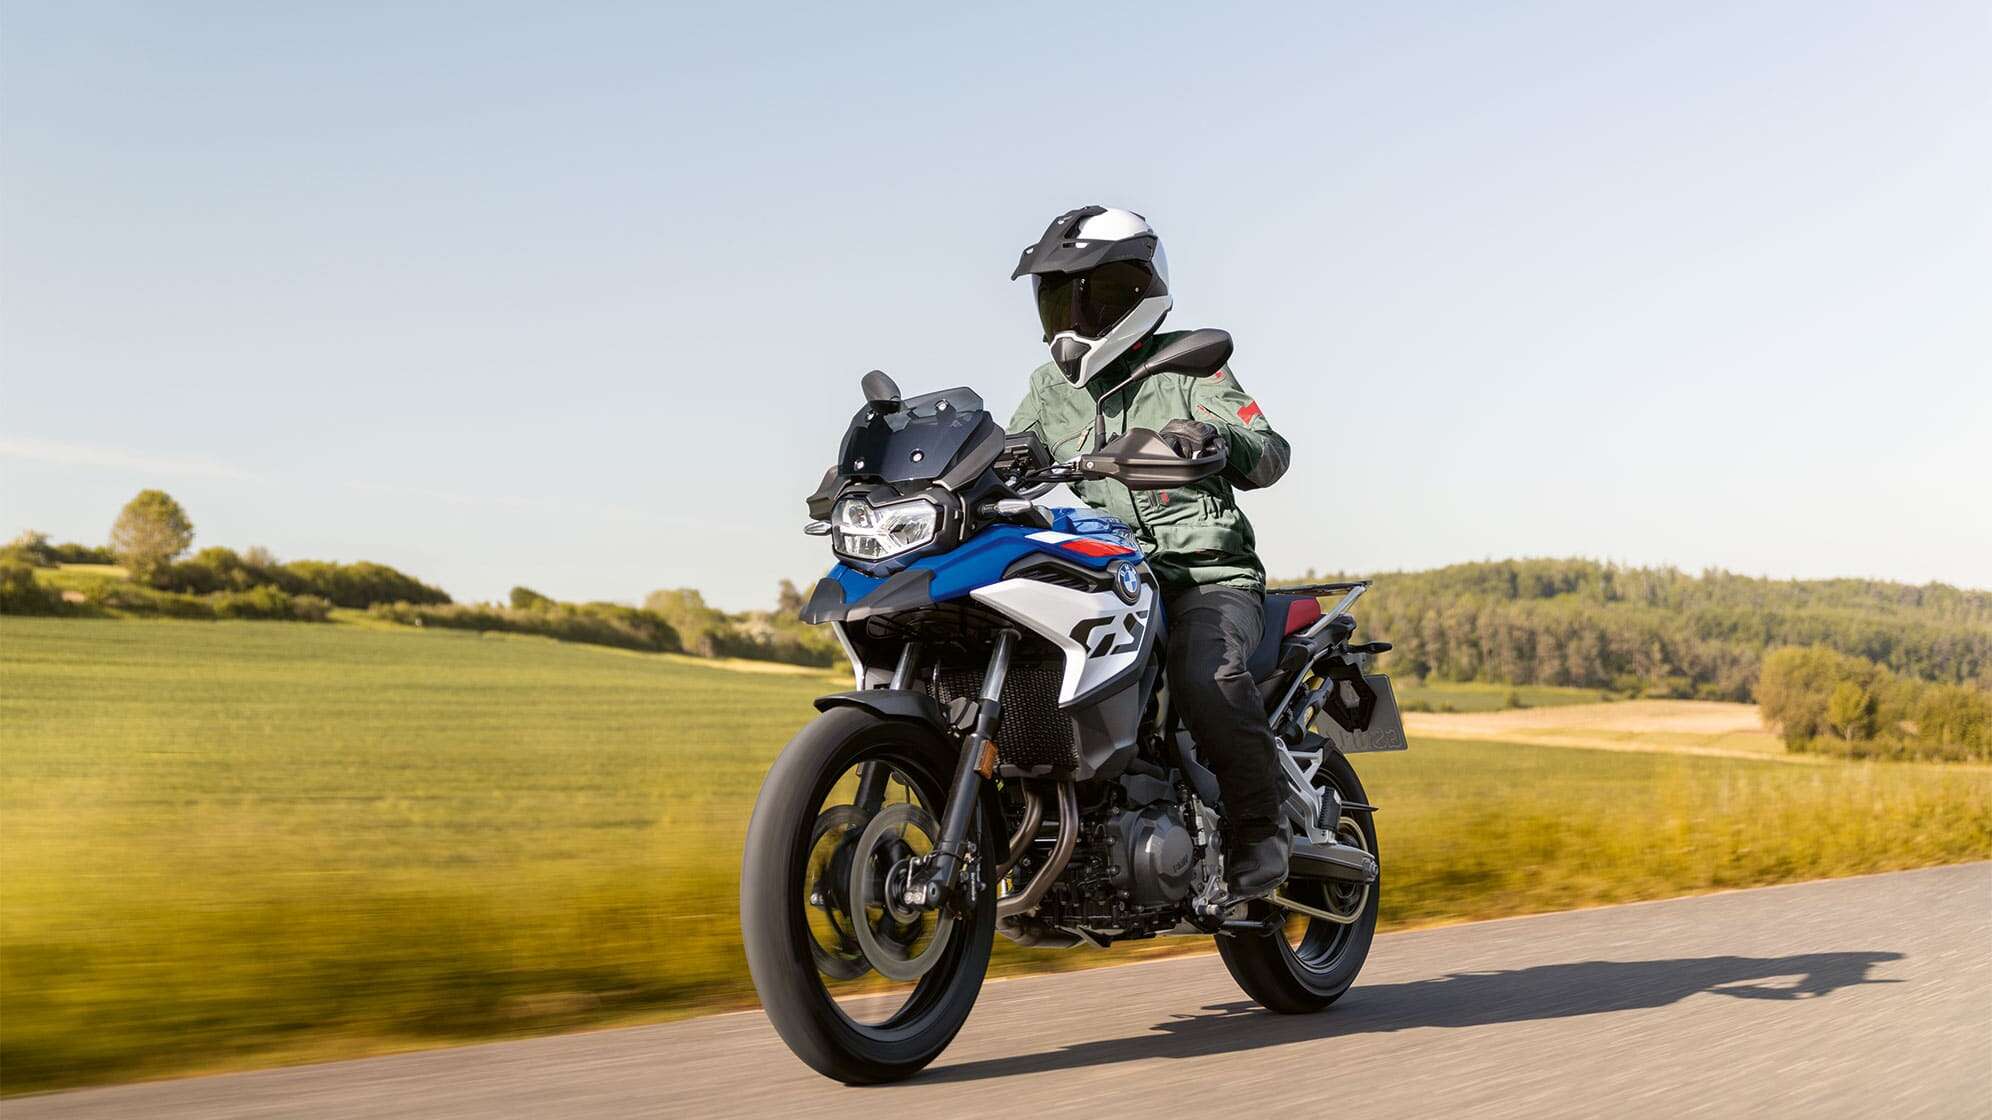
left=1289, top=559, right=1992, bottom=701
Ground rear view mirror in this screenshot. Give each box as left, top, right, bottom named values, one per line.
left=1088, top=329, right=1235, bottom=453
left=1079, top=426, right=1225, bottom=490
left=860, top=369, right=903, bottom=409
left=1130, top=328, right=1231, bottom=381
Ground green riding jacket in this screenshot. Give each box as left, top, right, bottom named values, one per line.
left=1007, top=330, right=1291, bottom=595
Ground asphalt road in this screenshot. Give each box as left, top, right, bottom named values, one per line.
left=14, top=863, right=1989, bottom=1119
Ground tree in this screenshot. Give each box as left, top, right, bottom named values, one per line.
left=110, top=490, right=194, bottom=582
left=5, top=530, right=55, bottom=567
left=510, top=586, right=552, bottom=610
left=643, top=588, right=729, bottom=656
left=776, top=579, right=806, bottom=614
left=1826, top=680, right=1876, bottom=741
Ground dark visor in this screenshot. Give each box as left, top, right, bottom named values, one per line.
left=1033, top=260, right=1155, bottom=340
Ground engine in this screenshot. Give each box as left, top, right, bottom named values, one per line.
left=1028, top=769, right=1215, bottom=939
left=1107, top=788, right=1196, bottom=907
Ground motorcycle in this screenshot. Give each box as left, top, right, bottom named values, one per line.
left=740, top=329, right=1408, bottom=1083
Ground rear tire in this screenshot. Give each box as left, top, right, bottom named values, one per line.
left=1215, top=750, right=1379, bottom=1013
left=741, top=707, right=998, bottom=1083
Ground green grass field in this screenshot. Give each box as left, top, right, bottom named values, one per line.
left=3, top=617, right=1988, bottom=1093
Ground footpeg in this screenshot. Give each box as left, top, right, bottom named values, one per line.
left=1219, top=914, right=1282, bottom=936
left=1288, top=839, right=1377, bottom=884
left=1314, top=786, right=1344, bottom=834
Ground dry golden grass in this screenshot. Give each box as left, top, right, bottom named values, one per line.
left=1404, top=699, right=1797, bottom=760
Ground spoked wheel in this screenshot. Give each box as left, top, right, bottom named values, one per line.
left=742, top=707, right=997, bottom=1083
left=1215, top=749, right=1380, bottom=1013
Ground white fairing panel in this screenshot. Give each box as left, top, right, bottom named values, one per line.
left=970, top=577, right=1156, bottom=705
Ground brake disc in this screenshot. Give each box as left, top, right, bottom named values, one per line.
left=849, top=802, right=955, bottom=982
left=806, top=805, right=871, bottom=981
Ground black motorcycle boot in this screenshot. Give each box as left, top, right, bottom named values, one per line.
left=1225, top=821, right=1292, bottom=901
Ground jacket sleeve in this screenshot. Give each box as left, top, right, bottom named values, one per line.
left=1191, top=365, right=1290, bottom=490
left=1007, top=377, right=1045, bottom=438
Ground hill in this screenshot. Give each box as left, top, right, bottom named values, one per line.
left=1287, top=559, right=1992, bottom=700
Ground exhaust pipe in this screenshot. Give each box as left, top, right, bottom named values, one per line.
left=997, top=781, right=1077, bottom=920
left=993, top=782, right=1043, bottom=883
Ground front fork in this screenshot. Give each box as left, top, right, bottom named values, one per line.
left=852, top=642, right=924, bottom=815
left=904, top=629, right=1017, bottom=909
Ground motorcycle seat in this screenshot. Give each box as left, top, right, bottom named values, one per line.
left=1248, top=593, right=1323, bottom=682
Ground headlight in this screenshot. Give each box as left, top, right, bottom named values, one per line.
left=831, top=495, right=939, bottom=563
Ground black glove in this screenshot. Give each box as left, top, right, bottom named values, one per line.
left=1158, top=418, right=1227, bottom=461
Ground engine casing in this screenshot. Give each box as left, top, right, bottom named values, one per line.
left=1107, top=803, right=1196, bottom=908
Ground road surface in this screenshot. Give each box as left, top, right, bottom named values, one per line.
left=14, top=863, right=1989, bottom=1119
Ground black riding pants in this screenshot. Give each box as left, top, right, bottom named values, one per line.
left=1164, top=585, right=1283, bottom=843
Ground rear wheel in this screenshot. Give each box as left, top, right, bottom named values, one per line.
left=1215, top=750, right=1379, bottom=1013
left=741, top=707, right=998, bottom=1083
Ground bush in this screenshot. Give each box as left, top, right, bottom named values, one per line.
left=6, top=531, right=56, bottom=567
left=150, top=551, right=449, bottom=609
left=370, top=601, right=680, bottom=654
left=282, top=560, right=451, bottom=609
left=642, top=589, right=728, bottom=656
left=713, top=625, right=840, bottom=668
left=639, top=587, right=839, bottom=667
left=1759, top=646, right=1990, bottom=762
left=85, top=582, right=216, bottom=620
left=54, top=579, right=330, bottom=623
left=1758, top=647, right=1882, bottom=744
left=212, top=588, right=334, bottom=623
left=0, top=559, right=66, bottom=615
left=50, top=541, right=117, bottom=565
left=509, top=586, right=552, bottom=610
left=7, top=534, right=126, bottom=569
left=155, top=549, right=248, bottom=596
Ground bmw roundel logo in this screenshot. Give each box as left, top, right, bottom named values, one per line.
left=1110, top=560, right=1143, bottom=605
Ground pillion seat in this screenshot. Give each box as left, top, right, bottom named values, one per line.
left=1247, top=593, right=1325, bottom=683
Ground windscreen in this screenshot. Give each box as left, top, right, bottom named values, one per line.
left=836, top=387, right=989, bottom=484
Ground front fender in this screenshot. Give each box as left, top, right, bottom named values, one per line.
left=812, top=689, right=952, bottom=738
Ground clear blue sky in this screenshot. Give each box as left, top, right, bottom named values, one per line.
left=4, top=1, right=1987, bottom=609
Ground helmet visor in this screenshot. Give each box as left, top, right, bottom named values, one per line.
left=1033, top=260, right=1155, bottom=341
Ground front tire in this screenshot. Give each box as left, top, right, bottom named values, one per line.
left=1215, top=749, right=1380, bottom=1013
left=740, top=707, right=997, bottom=1083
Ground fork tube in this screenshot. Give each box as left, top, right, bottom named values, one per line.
left=919, top=629, right=1016, bottom=903
left=889, top=641, right=922, bottom=689
left=854, top=642, right=923, bottom=814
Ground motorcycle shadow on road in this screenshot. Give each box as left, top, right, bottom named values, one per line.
left=912, top=951, right=1904, bottom=1086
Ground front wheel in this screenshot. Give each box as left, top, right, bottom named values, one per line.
left=740, top=707, right=998, bottom=1083
left=1215, top=749, right=1380, bottom=1013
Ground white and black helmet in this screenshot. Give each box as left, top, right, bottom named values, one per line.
left=1012, top=206, right=1172, bottom=385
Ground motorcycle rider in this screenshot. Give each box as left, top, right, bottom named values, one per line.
left=1007, top=205, right=1293, bottom=900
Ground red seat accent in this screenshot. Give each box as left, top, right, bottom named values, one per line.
left=1283, top=597, right=1322, bottom=636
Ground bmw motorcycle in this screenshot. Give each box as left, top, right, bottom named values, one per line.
left=741, top=329, right=1408, bottom=1083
